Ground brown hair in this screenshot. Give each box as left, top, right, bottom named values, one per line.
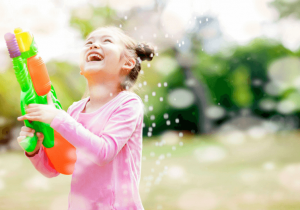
left=81, top=26, right=155, bottom=99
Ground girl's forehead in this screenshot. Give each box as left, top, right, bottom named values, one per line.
left=87, top=29, right=119, bottom=40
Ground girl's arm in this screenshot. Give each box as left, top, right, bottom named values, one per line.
left=50, top=98, right=143, bottom=166
left=24, top=144, right=60, bottom=178
left=24, top=106, right=74, bottom=178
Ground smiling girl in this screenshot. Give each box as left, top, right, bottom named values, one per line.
left=17, top=26, right=155, bottom=210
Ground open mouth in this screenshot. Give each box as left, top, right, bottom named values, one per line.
left=87, top=53, right=104, bottom=62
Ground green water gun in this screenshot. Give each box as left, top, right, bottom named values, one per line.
left=4, top=28, right=63, bottom=152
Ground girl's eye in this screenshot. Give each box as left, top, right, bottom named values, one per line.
left=104, top=39, right=112, bottom=43
left=85, top=41, right=92, bottom=45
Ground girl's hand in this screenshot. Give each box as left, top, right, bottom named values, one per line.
left=17, top=92, right=63, bottom=125
left=17, top=126, right=44, bottom=157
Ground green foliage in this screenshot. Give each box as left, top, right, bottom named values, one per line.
left=0, top=67, right=22, bottom=118
left=230, top=65, right=253, bottom=107
left=70, top=6, right=118, bottom=39
left=192, top=37, right=298, bottom=118
left=269, top=0, right=300, bottom=19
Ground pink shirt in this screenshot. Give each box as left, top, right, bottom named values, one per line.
left=24, top=90, right=145, bottom=210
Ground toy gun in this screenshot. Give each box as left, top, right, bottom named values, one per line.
left=4, top=28, right=63, bottom=152
left=4, top=28, right=76, bottom=175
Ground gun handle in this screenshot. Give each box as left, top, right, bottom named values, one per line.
left=19, top=133, right=38, bottom=152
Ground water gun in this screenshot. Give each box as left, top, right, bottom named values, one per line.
left=4, top=28, right=76, bottom=175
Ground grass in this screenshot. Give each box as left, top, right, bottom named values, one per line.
left=1, top=131, right=300, bottom=209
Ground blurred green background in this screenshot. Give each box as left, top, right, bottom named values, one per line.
left=1, top=0, right=300, bottom=209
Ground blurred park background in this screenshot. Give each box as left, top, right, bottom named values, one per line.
left=1, top=0, right=300, bottom=209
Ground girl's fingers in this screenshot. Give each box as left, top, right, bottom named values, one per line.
left=19, top=131, right=35, bottom=137
left=21, top=126, right=34, bottom=132
left=17, top=135, right=27, bottom=142
left=25, top=107, right=38, bottom=113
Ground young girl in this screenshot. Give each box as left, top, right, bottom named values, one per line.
left=17, top=25, right=155, bottom=210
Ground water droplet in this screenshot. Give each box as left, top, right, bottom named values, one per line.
left=182, top=41, right=184, bottom=45
left=164, top=82, right=168, bottom=87
left=199, top=20, right=202, bottom=24
left=159, top=154, right=165, bottom=160
left=172, top=146, right=176, bottom=151
left=176, top=40, right=179, bottom=43
left=160, top=97, right=163, bottom=102
left=206, top=18, right=208, bottom=21
left=156, top=160, right=160, bottom=165
left=218, top=103, right=220, bottom=105
left=150, top=152, right=155, bottom=157
left=175, top=118, right=179, bottom=123
left=152, top=123, right=156, bottom=127
left=158, top=83, right=161, bottom=87
left=134, top=27, right=137, bottom=30
left=179, top=141, right=183, bottom=146
left=145, top=94, right=148, bottom=98
left=167, top=153, right=171, bottom=157
left=124, top=16, right=127, bottom=20
left=156, top=53, right=159, bottom=56
left=140, top=70, right=144, bottom=74
left=179, top=132, right=183, bottom=137
left=149, top=106, right=153, bottom=111
left=138, top=83, right=142, bottom=87
left=149, top=127, right=153, bottom=131
left=152, top=92, right=156, bottom=96
left=155, top=142, right=159, bottom=146
left=148, top=132, right=152, bottom=137
left=119, top=24, right=122, bottom=28
left=150, top=115, right=155, bottom=120
left=147, top=63, right=151, bottom=67
left=143, top=123, right=145, bottom=128
left=165, top=34, right=168, bottom=38
left=164, top=113, right=169, bottom=119
left=110, top=93, right=113, bottom=97
left=151, top=168, right=155, bottom=172
left=143, top=81, right=147, bottom=85
left=142, top=156, right=146, bottom=160
left=166, top=120, right=171, bottom=125
left=179, top=44, right=181, bottom=47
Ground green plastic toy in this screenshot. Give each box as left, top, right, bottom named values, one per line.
left=4, top=28, right=63, bottom=152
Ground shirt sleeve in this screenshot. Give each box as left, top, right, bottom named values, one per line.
left=24, top=144, right=60, bottom=178
left=24, top=105, right=74, bottom=178
left=50, top=98, right=143, bottom=166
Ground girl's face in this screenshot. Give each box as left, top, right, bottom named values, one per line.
left=79, top=29, right=129, bottom=78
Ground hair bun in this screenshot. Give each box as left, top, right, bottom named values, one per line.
left=136, top=42, right=155, bottom=62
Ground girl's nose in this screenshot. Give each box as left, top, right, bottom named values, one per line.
left=90, top=42, right=100, bottom=49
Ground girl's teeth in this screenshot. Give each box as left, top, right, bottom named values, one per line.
left=88, top=54, right=102, bottom=62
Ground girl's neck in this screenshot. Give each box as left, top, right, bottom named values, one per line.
left=87, top=83, right=122, bottom=108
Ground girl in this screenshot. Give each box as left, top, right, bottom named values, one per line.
left=17, top=25, right=155, bottom=210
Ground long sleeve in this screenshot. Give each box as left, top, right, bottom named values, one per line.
left=24, top=144, right=60, bottom=178
left=50, top=98, right=143, bottom=167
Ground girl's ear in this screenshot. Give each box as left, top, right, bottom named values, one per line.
left=122, top=57, right=136, bottom=73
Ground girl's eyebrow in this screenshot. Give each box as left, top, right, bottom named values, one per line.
left=86, top=35, right=114, bottom=41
